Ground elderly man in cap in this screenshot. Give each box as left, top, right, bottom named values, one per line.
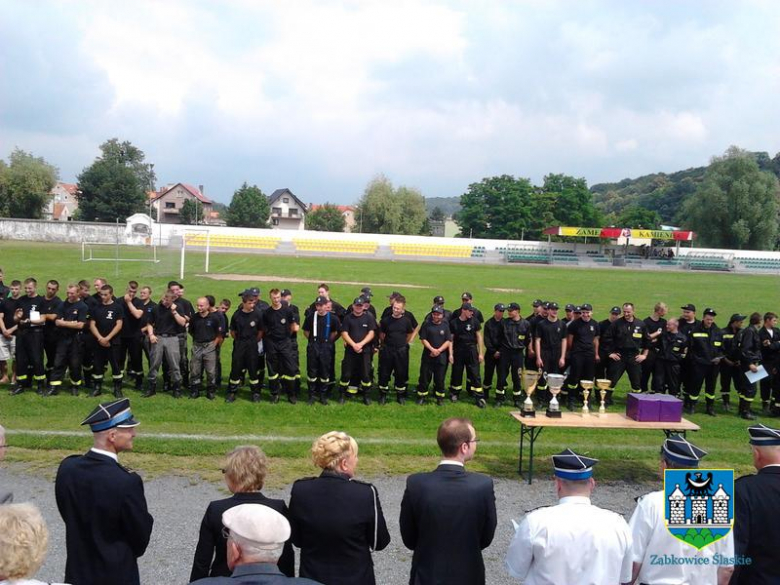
left=55, top=398, right=154, bottom=585
left=731, top=424, right=780, bottom=584
left=190, top=504, right=321, bottom=584
left=505, top=448, right=632, bottom=584
left=626, top=435, right=734, bottom=585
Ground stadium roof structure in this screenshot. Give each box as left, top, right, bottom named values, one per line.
left=543, top=226, right=695, bottom=241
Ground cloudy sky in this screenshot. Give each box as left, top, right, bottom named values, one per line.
left=1, top=0, right=778, bottom=205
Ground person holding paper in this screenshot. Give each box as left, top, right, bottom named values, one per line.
left=9, top=277, right=46, bottom=396
left=739, top=312, right=764, bottom=420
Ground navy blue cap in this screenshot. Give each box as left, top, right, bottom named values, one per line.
left=681, top=304, right=696, bottom=312
left=507, top=302, right=521, bottom=311
left=433, top=295, right=445, bottom=305
left=361, top=287, right=373, bottom=297
left=573, top=306, right=582, bottom=314
left=494, top=303, right=506, bottom=312
left=353, top=296, right=367, bottom=305
left=81, top=398, right=139, bottom=432
left=580, top=303, right=593, bottom=311
left=314, top=295, right=329, bottom=305
left=239, top=287, right=260, bottom=298
left=703, top=308, right=717, bottom=317
left=461, top=292, right=473, bottom=300
left=729, top=313, right=747, bottom=323
left=552, top=448, right=598, bottom=481
left=565, top=304, right=575, bottom=311
left=461, top=302, right=475, bottom=311
left=662, top=435, right=707, bottom=467
left=532, top=299, right=543, bottom=307
left=431, top=306, right=444, bottom=314
left=610, top=306, right=621, bottom=314
left=749, top=424, right=780, bottom=446
left=280, top=289, right=292, bottom=297
left=546, top=302, right=559, bottom=310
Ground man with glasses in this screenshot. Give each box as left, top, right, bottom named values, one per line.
left=400, top=417, right=497, bottom=585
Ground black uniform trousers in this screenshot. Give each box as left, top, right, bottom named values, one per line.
left=449, top=345, right=483, bottom=398
left=483, top=351, right=500, bottom=391
left=44, top=329, right=58, bottom=378
left=265, top=339, right=298, bottom=397
left=121, top=335, right=144, bottom=382
left=565, top=352, right=596, bottom=401
left=229, top=339, right=260, bottom=393
left=739, top=364, right=758, bottom=402
left=92, top=341, right=123, bottom=385
left=497, top=349, right=524, bottom=398
left=652, top=359, right=682, bottom=395
left=50, top=334, right=84, bottom=389
left=339, top=347, right=372, bottom=396
left=595, top=350, right=610, bottom=381
left=417, top=354, right=448, bottom=398
left=378, top=344, right=410, bottom=395
left=687, top=362, right=718, bottom=401
left=759, top=360, right=780, bottom=406
left=15, top=328, right=45, bottom=387
left=608, top=351, right=642, bottom=391
left=720, top=362, right=742, bottom=399
left=306, top=342, right=335, bottom=397
left=640, top=349, right=658, bottom=392
left=536, top=351, right=562, bottom=402
left=81, top=335, right=96, bottom=388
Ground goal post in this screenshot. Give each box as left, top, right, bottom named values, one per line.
left=179, top=229, right=213, bottom=281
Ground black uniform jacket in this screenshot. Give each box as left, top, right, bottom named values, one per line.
left=288, top=470, right=390, bottom=585
left=190, top=492, right=295, bottom=582
left=732, top=465, right=780, bottom=584
left=399, top=463, right=497, bottom=585
left=189, top=562, right=322, bottom=585
left=55, top=450, right=154, bottom=585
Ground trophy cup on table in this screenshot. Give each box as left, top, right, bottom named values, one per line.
left=544, top=372, right=565, bottom=418
left=596, top=379, right=611, bottom=416
left=580, top=380, right=594, bottom=417
left=519, top=369, right=541, bottom=417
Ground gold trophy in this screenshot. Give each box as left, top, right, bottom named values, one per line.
left=596, top=379, right=611, bottom=416
left=580, top=380, right=594, bottom=417
left=544, top=373, right=565, bottom=418
left=520, top=369, right=541, bottom=417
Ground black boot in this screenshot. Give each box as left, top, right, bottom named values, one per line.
left=172, top=382, right=182, bottom=399
left=740, top=398, right=756, bottom=420
left=416, top=394, right=426, bottom=405
left=44, top=384, right=58, bottom=396
left=251, top=383, right=261, bottom=403
left=338, top=390, right=346, bottom=405
left=378, top=392, right=387, bottom=406
left=206, top=385, right=216, bottom=400
left=113, top=379, right=124, bottom=398
left=135, top=374, right=144, bottom=392
left=36, top=379, right=46, bottom=396
left=475, top=395, right=487, bottom=409
left=397, top=393, right=406, bottom=405
left=605, top=390, right=614, bottom=407
left=566, top=394, right=576, bottom=412
left=189, top=383, right=201, bottom=399
left=722, top=394, right=731, bottom=412
left=90, top=380, right=103, bottom=398
left=142, top=380, right=157, bottom=398
left=495, top=394, right=505, bottom=407
left=9, top=382, right=24, bottom=395
left=684, top=396, right=695, bottom=415
left=70, top=383, right=79, bottom=397
left=705, top=398, right=716, bottom=417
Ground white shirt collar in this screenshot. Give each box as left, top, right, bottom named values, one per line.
left=558, top=496, right=591, bottom=505
left=439, top=459, right=464, bottom=467
left=90, top=447, right=118, bottom=462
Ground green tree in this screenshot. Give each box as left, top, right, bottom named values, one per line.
left=77, top=158, right=145, bottom=222
left=616, top=205, right=662, bottom=229
left=306, top=203, right=346, bottom=232
left=682, top=146, right=779, bottom=249
left=429, top=206, right=445, bottom=221
left=225, top=182, right=269, bottom=228
left=179, top=198, right=204, bottom=225
left=99, top=138, right=156, bottom=191
left=354, top=176, right=428, bottom=235
left=542, top=174, right=601, bottom=227
left=0, top=149, right=58, bottom=218
left=456, top=175, right=535, bottom=239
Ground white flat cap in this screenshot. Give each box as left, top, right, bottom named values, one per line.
left=222, top=504, right=291, bottom=548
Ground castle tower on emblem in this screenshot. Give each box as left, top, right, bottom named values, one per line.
left=711, top=484, right=730, bottom=524
left=669, top=484, right=686, bottom=525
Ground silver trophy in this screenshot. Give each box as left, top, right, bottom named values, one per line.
left=580, top=380, right=594, bottom=417
left=544, top=372, right=565, bottom=418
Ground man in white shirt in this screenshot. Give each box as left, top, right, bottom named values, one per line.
left=505, top=448, right=633, bottom=584
left=626, top=435, right=734, bottom=585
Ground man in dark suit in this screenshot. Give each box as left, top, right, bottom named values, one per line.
left=732, top=423, right=780, bottom=584
left=190, top=504, right=321, bottom=585
left=55, top=398, right=154, bottom=585
left=399, top=417, right=497, bottom=585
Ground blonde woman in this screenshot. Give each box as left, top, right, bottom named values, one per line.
left=289, top=431, right=390, bottom=585
left=0, top=503, right=66, bottom=585
left=190, top=446, right=294, bottom=581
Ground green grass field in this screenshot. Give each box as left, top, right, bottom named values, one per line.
left=1, top=240, right=776, bottom=483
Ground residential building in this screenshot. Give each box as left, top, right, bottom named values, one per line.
left=150, top=183, right=213, bottom=225
left=268, top=188, right=307, bottom=230
left=44, top=181, right=79, bottom=221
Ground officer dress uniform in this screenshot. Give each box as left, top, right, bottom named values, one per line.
left=40, top=292, right=63, bottom=380
left=497, top=306, right=530, bottom=406
left=719, top=315, right=746, bottom=410
left=505, top=450, right=633, bottom=585
left=686, top=310, right=723, bottom=415
left=227, top=304, right=264, bottom=402
left=448, top=308, right=486, bottom=407
left=11, top=292, right=46, bottom=394
left=120, top=295, right=145, bottom=390
left=628, top=436, right=734, bottom=585
left=416, top=310, right=452, bottom=404
left=377, top=310, right=416, bottom=404
left=732, top=424, right=780, bottom=584
left=89, top=298, right=125, bottom=397
left=55, top=399, right=154, bottom=585
left=262, top=304, right=300, bottom=403
left=564, top=310, right=599, bottom=408
left=289, top=470, right=390, bottom=585
left=189, top=310, right=223, bottom=399
left=47, top=297, right=88, bottom=396
left=652, top=329, right=688, bottom=395
left=338, top=302, right=377, bottom=404
left=482, top=307, right=506, bottom=399
left=302, top=305, right=341, bottom=404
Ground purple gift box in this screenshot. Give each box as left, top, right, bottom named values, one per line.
left=626, top=393, right=661, bottom=422
left=656, top=394, right=683, bottom=422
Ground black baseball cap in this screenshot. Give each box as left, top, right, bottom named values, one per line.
left=580, top=303, right=593, bottom=312
left=610, top=306, right=622, bottom=314
left=315, top=295, right=329, bottom=305
left=433, top=295, right=445, bottom=305
left=239, top=287, right=260, bottom=298
left=703, top=308, right=717, bottom=317
left=361, top=287, right=373, bottom=297
left=431, top=306, right=445, bottom=314
left=565, top=303, right=576, bottom=312
left=681, top=304, right=696, bottom=312
left=461, top=302, right=475, bottom=311
left=532, top=299, right=543, bottom=307
left=573, top=306, right=582, bottom=314
left=461, top=292, right=473, bottom=300
left=729, top=313, right=747, bottom=323
left=353, top=296, right=367, bottom=305
left=280, top=288, right=292, bottom=297
left=507, top=302, right=521, bottom=311
left=546, top=302, right=559, bottom=310
left=494, top=303, right=506, bottom=312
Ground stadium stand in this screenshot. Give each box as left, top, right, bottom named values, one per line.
left=293, top=239, right=378, bottom=254
left=682, top=251, right=734, bottom=272
left=390, top=243, right=473, bottom=258
left=736, top=256, right=780, bottom=271
left=505, top=246, right=549, bottom=264
left=184, top=234, right=281, bottom=250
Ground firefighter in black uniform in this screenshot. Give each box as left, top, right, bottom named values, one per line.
left=497, top=302, right=531, bottom=407
left=41, top=279, right=62, bottom=381
left=450, top=292, right=485, bottom=324
left=89, top=284, right=125, bottom=398
left=305, top=284, right=347, bottom=320
left=595, top=306, right=621, bottom=381
left=720, top=313, right=746, bottom=412
left=144, top=291, right=188, bottom=398
left=165, top=281, right=193, bottom=391
left=10, top=277, right=46, bottom=395
left=602, top=302, right=648, bottom=403
left=422, top=295, right=452, bottom=324
left=534, top=302, right=567, bottom=405
left=81, top=277, right=107, bottom=391
left=758, top=312, right=780, bottom=415
left=652, top=317, right=688, bottom=396
left=416, top=306, right=452, bottom=405
left=685, top=308, right=723, bottom=416
left=738, top=312, right=763, bottom=420
left=377, top=294, right=416, bottom=405
left=524, top=299, right=544, bottom=371
left=120, top=282, right=146, bottom=391
left=338, top=296, right=377, bottom=405
left=226, top=290, right=264, bottom=403
left=678, top=303, right=699, bottom=400
left=482, top=304, right=506, bottom=401
left=564, top=304, right=599, bottom=410
left=448, top=302, right=486, bottom=408
left=262, top=288, right=300, bottom=404
left=302, top=295, right=341, bottom=405
left=641, top=302, right=668, bottom=393
left=189, top=296, right=223, bottom=400
left=46, top=283, right=88, bottom=396
left=281, top=289, right=303, bottom=398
